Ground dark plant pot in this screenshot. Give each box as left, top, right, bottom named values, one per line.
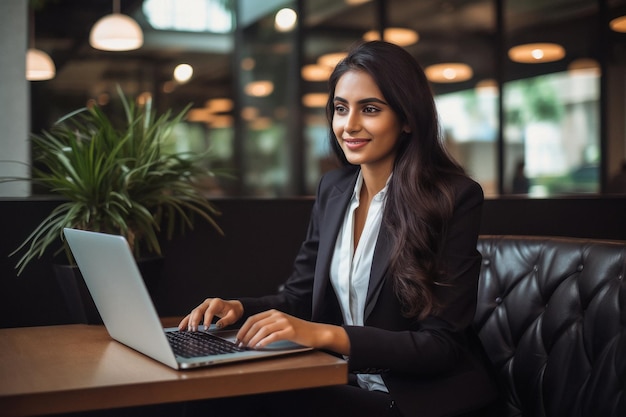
left=54, top=257, right=164, bottom=325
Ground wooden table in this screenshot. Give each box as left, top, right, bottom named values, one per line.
left=0, top=323, right=347, bottom=417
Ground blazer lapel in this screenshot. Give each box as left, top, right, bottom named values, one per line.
left=364, top=223, right=392, bottom=320
left=310, top=168, right=394, bottom=323
left=311, top=171, right=357, bottom=318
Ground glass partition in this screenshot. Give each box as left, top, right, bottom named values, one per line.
left=24, top=0, right=626, bottom=197
left=236, top=1, right=299, bottom=196
left=503, top=71, right=600, bottom=196
left=502, top=0, right=601, bottom=196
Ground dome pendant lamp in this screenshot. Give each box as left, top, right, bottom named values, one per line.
left=610, top=15, right=626, bottom=32
left=26, top=48, right=56, bottom=81
left=90, top=0, right=143, bottom=51
left=26, top=9, right=55, bottom=81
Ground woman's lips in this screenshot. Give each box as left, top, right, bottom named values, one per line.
left=343, top=138, right=370, bottom=150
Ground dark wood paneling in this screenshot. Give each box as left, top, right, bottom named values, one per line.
left=2, top=196, right=625, bottom=328
left=480, top=196, right=626, bottom=240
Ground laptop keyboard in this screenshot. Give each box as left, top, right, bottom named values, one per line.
left=166, top=330, right=245, bottom=358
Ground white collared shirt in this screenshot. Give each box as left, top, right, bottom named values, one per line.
left=330, top=171, right=390, bottom=392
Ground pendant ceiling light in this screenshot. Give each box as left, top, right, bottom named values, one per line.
left=244, top=81, right=274, bottom=97
left=567, top=58, right=601, bottom=76
left=475, top=79, right=498, bottom=95
left=363, top=27, right=419, bottom=47
left=508, top=43, right=565, bottom=63
left=301, top=64, right=333, bottom=82
left=302, top=93, right=328, bottom=108
left=90, top=0, right=143, bottom=51
left=610, top=15, right=626, bottom=32
left=26, top=48, right=56, bottom=81
left=26, top=9, right=55, bottom=81
left=317, top=52, right=348, bottom=68
left=424, top=63, right=473, bottom=83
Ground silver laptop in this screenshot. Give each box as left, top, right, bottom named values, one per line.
left=63, top=228, right=312, bottom=370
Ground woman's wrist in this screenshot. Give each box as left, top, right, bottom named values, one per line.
left=317, top=323, right=350, bottom=355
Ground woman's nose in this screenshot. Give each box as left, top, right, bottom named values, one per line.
left=344, top=111, right=360, bottom=133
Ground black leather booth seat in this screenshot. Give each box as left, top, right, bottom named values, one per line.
left=474, top=236, right=626, bottom=417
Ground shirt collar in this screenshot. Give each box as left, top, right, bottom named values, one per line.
left=352, top=171, right=392, bottom=203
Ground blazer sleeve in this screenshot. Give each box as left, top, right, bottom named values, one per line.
left=344, top=177, right=485, bottom=376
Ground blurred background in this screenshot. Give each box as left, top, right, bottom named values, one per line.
left=11, top=0, right=626, bottom=197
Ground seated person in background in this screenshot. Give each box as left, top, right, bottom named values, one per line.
left=179, top=40, right=499, bottom=417
left=607, top=161, right=626, bottom=194
left=512, top=160, right=530, bottom=194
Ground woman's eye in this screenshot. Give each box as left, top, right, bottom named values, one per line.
left=363, top=106, right=379, bottom=113
left=334, top=105, right=347, bottom=113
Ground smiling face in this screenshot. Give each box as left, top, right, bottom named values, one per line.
left=332, top=70, right=407, bottom=176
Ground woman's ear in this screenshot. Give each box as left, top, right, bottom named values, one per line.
left=403, top=125, right=411, bottom=134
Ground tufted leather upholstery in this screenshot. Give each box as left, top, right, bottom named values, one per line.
left=474, top=235, right=626, bottom=417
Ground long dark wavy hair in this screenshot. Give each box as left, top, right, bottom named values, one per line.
left=326, top=41, right=466, bottom=320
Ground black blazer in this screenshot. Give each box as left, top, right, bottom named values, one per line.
left=241, top=166, right=498, bottom=417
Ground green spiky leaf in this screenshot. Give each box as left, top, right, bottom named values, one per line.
left=3, top=87, right=224, bottom=275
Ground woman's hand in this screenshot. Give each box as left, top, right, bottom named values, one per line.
left=236, top=309, right=351, bottom=355
left=178, top=298, right=244, bottom=331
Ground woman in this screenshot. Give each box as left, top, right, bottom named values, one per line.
left=180, top=41, right=498, bottom=417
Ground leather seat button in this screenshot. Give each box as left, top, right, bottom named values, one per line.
left=495, top=296, right=503, bottom=304
left=483, top=259, right=491, bottom=266
left=577, top=265, right=584, bottom=271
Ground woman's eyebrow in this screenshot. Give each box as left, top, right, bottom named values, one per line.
left=334, top=96, right=388, bottom=106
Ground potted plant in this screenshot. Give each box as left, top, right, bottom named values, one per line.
left=4, top=87, right=223, bottom=322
